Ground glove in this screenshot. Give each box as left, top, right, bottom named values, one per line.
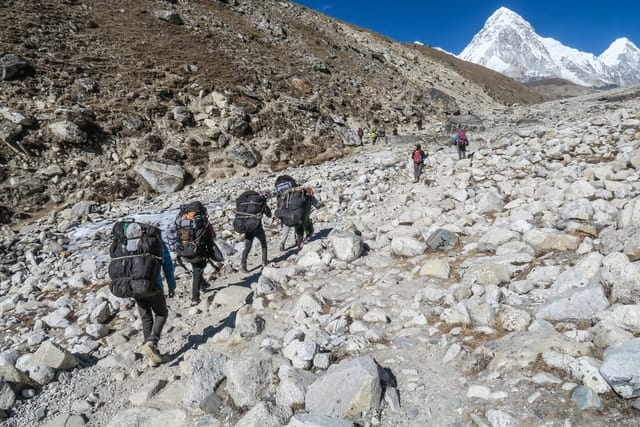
left=168, top=289, right=175, bottom=298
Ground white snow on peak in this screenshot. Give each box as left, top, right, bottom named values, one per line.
left=600, top=37, right=640, bottom=66
left=458, top=7, right=640, bottom=87
left=413, top=41, right=425, bottom=46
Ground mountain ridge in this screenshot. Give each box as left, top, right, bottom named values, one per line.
left=459, top=7, right=640, bottom=87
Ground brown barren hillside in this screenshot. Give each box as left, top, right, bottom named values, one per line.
left=0, top=0, right=541, bottom=223
left=412, top=43, right=545, bottom=105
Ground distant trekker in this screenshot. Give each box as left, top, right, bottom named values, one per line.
left=456, top=129, right=469, bottom=160
left=411, top=144, right=427, bottom=183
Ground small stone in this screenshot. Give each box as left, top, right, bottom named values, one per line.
left=571, top=385, right=604, bottom=410
left=467, top=385, right=491, bottom=400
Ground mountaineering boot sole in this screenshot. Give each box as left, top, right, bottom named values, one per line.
left=141, top=342, right=163, bottom=367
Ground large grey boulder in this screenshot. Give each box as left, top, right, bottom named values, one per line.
left=0, top=121, right=21, bottom=143
left=276, top=366, right=317, bottom=408
left=390, top=236, right=425, bottom=257
left=571, top=386, right=604, bottom=410
left=235, top=401, right=292, bottom=427
left=535, top=284, right=609, bottom=321
left=0, top=381, right=15, bottom=410
left=328, top=231, right=364, bottom=262
left=477, top=191, right=504, bottom=214
left=152, top=10, right=183, bottom=25
left=49, top=121, right=87, bottom=145
left=619, top=196, right=640, bottom=229
left=135, top=159, right=185, bottom=193
left=182, top=351, right=227, bottom=408
left=445, top=114, right=483, bottom=133
left=0, top=365, right=35, bottom=390
left=600, top=338, right=640, bottom=399
left=305, top=356, right=383, bottom=419
left=487, top=320, right=592, bottom=371
left=1, top=54, right=31, bottom=80
left=106, top=407, right=186, bottom=427
left=226, top=143, right=257, bottom=167
left=225, top=356, right=276, bottom=408
left=287, top=414, right=354, bottom=427
left=561, top=199, right=594, bottom=221
left=43, top=413, right=87, bottom=427
left=25, top=340, right=79, bottom=371
left=425, top=228, right=459, bottom=251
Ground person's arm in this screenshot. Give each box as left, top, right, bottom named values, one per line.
left=264, top=202, right=272, bottom=218
left=207, top=223, right=216, bottom=240
left=161, top=242, right=176, bottom=291
left=310, top=195, right=322, bottom=209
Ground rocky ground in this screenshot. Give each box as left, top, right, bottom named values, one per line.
left=1, top=86, right=640, bottom=426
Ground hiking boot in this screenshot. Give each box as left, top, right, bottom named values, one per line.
left=141, top=342, right=163, bottom=367
left=190, top=299, right=200, bottom=307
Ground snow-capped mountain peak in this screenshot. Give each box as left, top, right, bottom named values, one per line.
left=600, top=37, right=640, bottom=65
left=458, top=8, right=640, bottom=87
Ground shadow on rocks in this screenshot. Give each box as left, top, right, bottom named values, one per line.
left=167, top=306, right=242, bottom=365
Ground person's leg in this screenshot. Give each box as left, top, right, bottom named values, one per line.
left=462, top=146, right=467, bottom=159
left=280, top=225, right=290, bottom=251
left=256, top=226, right=268, bottom=264
left=294, top=224, right=304, bottom=248
left=138, top=293, right=164, bottom=366
left=136, top=297, right=153, bottom=343
left=191, top=261, right=206, bottom=303
left=241, top=232, right=255, bottom=271
left=417, top=163, right=423, bottom=181
left=148, top=290, right=168, bottom=345
left=413, top=163, right=419, bottom=182
left=303, top=215, right=314, bottom=241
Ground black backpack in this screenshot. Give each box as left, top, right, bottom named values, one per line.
left=233, top=191, right=265, bottom=234
left=275, top=175, right=297, bottom=196
left=108, top=221, right=163, bottom=299
left=173, top=201, right=209, bottom=263
left=275, top=187, right=308, bottom=227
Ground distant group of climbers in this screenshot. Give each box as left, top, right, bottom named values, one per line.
left=411, top=128, right=470, bottom=183
left=107, top=174, right=322, bottom=367
left=357, top=127, right=388, bottom=145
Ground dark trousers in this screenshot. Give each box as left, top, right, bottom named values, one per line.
left=242, top=226, right=268, bottom=265
left=191, top=260, right=207, bottom=302
left=413, top=162, right=423, bottom=182
left=135, top=290, right=168, bottom=345
left=294, top=223, right=305, bottom=247
left=458, top=145, right=467, bottom=159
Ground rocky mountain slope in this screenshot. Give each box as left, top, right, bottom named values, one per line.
left=0, top=0, right=543, bottom=227
left=459, top=7, right=640, bottom=88
left=1, top=85, right=640, bottom=426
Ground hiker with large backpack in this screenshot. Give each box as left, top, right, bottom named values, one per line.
left=108, top=220, right=176, bottom=367
left=172, top=201, right=221, bottom=306
left=274, top=175, right=298, bottom=251
left=300, top=187, right=322, bottom=245
left=275, top=178, right=323, bottom=249
left=456, top=128, right=469, bottom=160
left=411, top=144, right=427, bottom=183
left=233, top=190, right=272, bottom=273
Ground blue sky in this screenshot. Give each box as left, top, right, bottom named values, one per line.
left=293, top=1, right=640, bottom=55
